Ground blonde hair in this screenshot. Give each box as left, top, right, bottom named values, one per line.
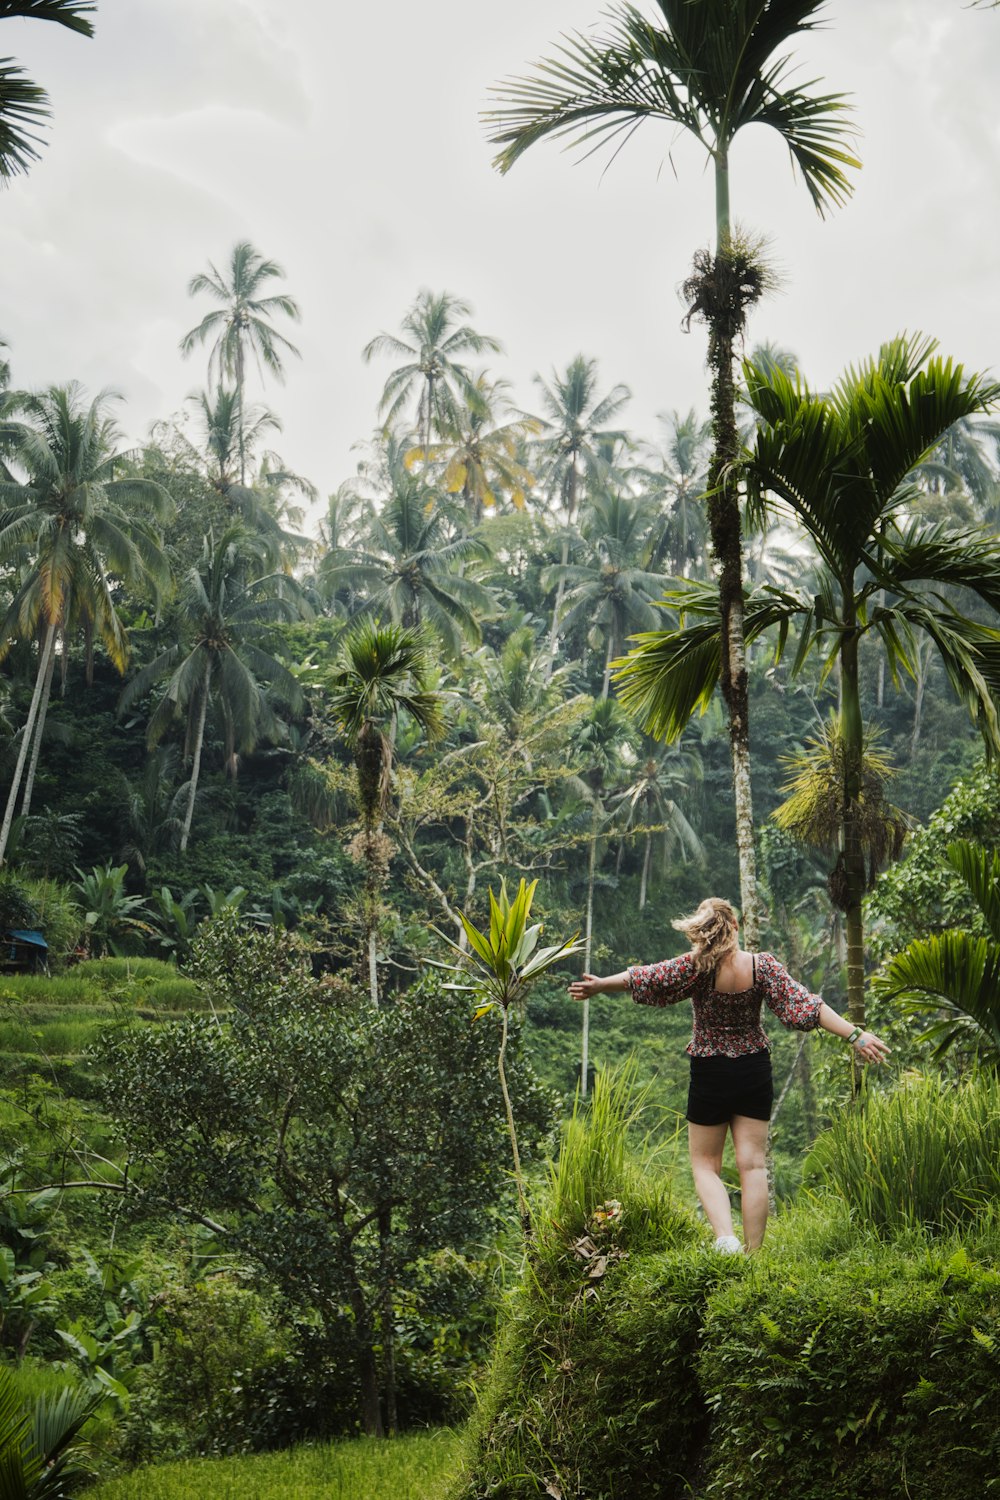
left=672, top=897, right=739, bottom=974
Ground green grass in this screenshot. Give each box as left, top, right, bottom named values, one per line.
left=0, top=964, right=202, bottom=1012
left=90, top=1429, right=463, bottom=1500
left=805, top=1068, right=1000, bottom=1233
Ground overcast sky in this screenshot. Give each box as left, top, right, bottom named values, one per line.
left=2, top=0, right=998, bottom=527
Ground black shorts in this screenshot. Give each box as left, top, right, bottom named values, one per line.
left=686, top=1048, right=773, bottom=1126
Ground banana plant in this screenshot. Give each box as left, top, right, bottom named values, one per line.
left=438, top=878, right=580, bottom=1231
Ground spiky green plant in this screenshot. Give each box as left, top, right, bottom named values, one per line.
left=439, top=878, right=580, bottom=1231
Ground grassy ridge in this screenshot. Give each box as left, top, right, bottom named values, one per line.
left=89, top=1429, right=463, bottom=1500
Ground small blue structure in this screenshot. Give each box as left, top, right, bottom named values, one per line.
left=1, top=928, right=48, bottom=974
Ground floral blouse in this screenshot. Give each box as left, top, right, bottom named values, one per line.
left=626, top=951, right=823, bottom=1058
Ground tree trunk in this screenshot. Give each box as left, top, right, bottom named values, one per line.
left=236, top=339, right=247, bottom=487
left=580, top=801, right=598, bottom=1098
left=705, top=155, right=761, bottom=949
left=378, top=1206, right=397, bottom=1436
left=705, top=311, right=760, bottom=948
left=180, top=660, right=211, bottom=853
left=0, top=621, right=57, bottom=865
left=839, top=615, right=867, bottom=1073
left=342, top=1275, right=383, bottom=1437
left=600, top=629, right=615, bottom=701
left=368, top=924, right=379, bottom=1007
left=498, top=1002, right=530, bottom=1236
left=639, top=832, right=652, bottom=911
left=19, top=629, right=58, bottom=819
left=545, top=539, right=569, bottom=680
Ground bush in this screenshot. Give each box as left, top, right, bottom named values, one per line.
left=697, top=1244, right=1000, bottom=1500
left=130, top=1278, right=294, bottom=1458
left=0, top=872, right=40, bottom=929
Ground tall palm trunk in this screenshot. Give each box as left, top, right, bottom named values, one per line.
left=839, top=603, right=867, bottom=1048
left=19, top=626, right=58, bottom=819
left=639, top=831, right=652, bottom=911
left=180, top=658, right=211, bottom=852
left=0, top=621, right=57, bottom=865
left=600, top=630, right=616, bottom=700
left=703, top=155, right=760, bottom=947
left=580, top=799, right=598, bottom=1098
left=236, top=338, right=247, bottom=486
left=498, top=1001, right=530, bottom=1233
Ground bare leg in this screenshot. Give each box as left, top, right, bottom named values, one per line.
left=687, top=1122, right=735, bottom=1240
left=731, top=1115, right=770, bottom=1251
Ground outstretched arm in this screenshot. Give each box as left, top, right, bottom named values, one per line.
left=568, top=971, right=631, bottom=1000
left=817, top=1002, right=891, bottom=1064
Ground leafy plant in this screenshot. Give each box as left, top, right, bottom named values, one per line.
left=71, top=865, right=153, bottom=958
left=871, top=839, right=1000, bottom=1059
left=439, top=878, right=580, bottom=1231
left=0, top=1363, right=98, bottom=1499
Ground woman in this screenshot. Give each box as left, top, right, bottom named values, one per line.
left=568, top=897, right=890, bottom=1253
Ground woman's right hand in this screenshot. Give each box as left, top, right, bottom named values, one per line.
left=568, top=973, right=603, bottom=1001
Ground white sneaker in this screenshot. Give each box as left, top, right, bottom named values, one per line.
left=713, top=1234, right=743, bottom=1255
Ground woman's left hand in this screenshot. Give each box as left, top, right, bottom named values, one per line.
left=854, top=1031, right=891, bottom=1064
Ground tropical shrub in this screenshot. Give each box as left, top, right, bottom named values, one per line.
left=134, top=1278, right=293, bottom=1457
left=697, top=1244, right=1000, bottom=1500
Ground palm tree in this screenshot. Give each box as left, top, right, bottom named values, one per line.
left=486, top=1, right=860, bottom=946
left=119, top=527, right=306, bottom=851
left=872, top=840, right=1000, bottom=1062
left=363, top=290, right=502, bottom=459
left=616, top=336, right=1000, bottom=1026
left=0, top=384, right=170, bottom=862
left=320, top=448, right=496, bottom=656
left=531, top=355, right=631, bottom=672
left=326, top=620, right=444, bottom=1004
left=0, top=2, right=94, bottom=182
left=407, top=374, right=539, bottom=525
left=181, top=386, right=309, bottom=564
left=639, top=408, right=712, bottom=577
left=547, top=488, right=666, bottom=696
left=532, top=356, right=631, bottom=526
left=610, top=740, right=705, bottom=908
left=180, top=242, right=301, bottom=484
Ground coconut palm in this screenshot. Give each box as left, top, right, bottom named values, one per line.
left=407, top=374, right=539, bottom=525
left=319, top=452, right=496, bottom=656
left=181, top=386, right=310, bottom=564
left=547, top=488, right=666, bottom=697
left=180, top=242, right=301, bottom=484
left=616, top=336, right=1000, bottom=1026
left=326, top=619, right=444, bottom=1004
left=486, top=1, right=860, bottom=945
left=639, top=408, right=712, bottom=577
left=531, top=355, right=631, bottom=672
left=363, top=290, right=502, bottom=459
left=532, top=355, right=631, bottom=525
left=609, top=740, right=705, bottom=908
left=119, top=526, right=306, bottom=851
left=0, top=2, right=94, bottom=182
left=0, top=384, right=170, bottom=862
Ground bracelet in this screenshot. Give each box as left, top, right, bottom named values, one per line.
left=846, top=1026, right=862, bottom=1046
